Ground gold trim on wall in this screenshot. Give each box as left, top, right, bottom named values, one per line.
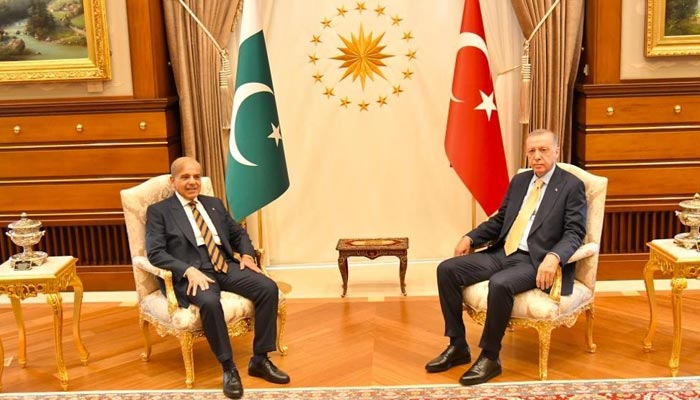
left=0, top=0, right=111, bottom=83
left=646, top=0, right=700, bottom=57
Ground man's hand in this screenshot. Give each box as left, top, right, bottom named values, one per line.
left=454, top=236, right=472, bottom=257
left=536, top=253, right=560, bottom=290
left=240, top=254, right=262, bottom=274
left=184, top=267, right=215, bottom=296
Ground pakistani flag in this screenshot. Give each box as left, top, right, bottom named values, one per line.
left=226, top=0, right=289, bottom=221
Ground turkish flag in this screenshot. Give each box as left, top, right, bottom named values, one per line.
left=445, top=0, right=509, bottom=216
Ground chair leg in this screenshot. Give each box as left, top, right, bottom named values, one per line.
left=536, top=326, right=553, bottom=381
left=585, top=306, right=597, bottom=353
left=139, top=316, right=152, bottom=362
left=179, top=333, right=195, bottom=388
left=277, top=302, right=289, bottom=355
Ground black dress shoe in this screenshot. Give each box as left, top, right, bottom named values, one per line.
left=459, top=354, right=502, bottom=386
left=223, top=369, right=244, bottom=399
left=248, top=357, right=291, bottom=384
left=425, top=344, right=471, bottom=373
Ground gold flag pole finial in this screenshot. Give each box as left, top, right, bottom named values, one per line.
left=519, top=41, right=531, bottom=125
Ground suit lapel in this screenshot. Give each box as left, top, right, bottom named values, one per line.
left=168, top=196, right=198, bottom=248
left=502, top=171, right=533, bottom=238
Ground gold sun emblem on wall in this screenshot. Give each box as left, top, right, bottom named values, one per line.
left=308, top=1, right=417, bottom=112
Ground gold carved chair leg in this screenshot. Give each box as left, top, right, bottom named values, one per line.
left=585, top=306, right=597, bottom=352
left=180, top=332, right=196, bottom=388
left=277, top=303, right=289, bottom=355
left=10, top=297, right=26, bottom=368
left=139, top=317, right=152, bottom=361
left=536, top=326, right=553, bottom=381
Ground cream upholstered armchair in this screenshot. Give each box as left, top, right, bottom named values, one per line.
left=120, top=174, right=288, bottom=388
left=462, top=163, right=607, bottom=380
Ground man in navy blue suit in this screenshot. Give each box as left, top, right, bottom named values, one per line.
left=146, top=157, right=290, bottom=399
left=426, top=129, right=587, bottom=385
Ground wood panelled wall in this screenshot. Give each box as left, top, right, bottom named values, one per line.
left=574, top=0, right=700, bottom=280
left=0, top=0, right=178, bottom=290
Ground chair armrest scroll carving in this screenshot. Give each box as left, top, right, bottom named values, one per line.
left=133, top=255, right=179, bottom=316
left=547, top=242, right=600, bottom=303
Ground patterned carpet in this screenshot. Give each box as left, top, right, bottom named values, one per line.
left=1, top=377, right=699, bottom=399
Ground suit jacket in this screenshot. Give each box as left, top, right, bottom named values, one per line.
left=466, top=166, right=587, bottom=295
left=145, top=194, right=255, bottom=307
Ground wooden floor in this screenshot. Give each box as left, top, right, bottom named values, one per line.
left=1, top=291, right=699, bottom=393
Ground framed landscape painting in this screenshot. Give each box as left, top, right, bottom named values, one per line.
left=646, top=0, right=700, bottom=56
left=0, top=0, right=111, bottom=83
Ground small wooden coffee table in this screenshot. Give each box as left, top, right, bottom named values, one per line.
left=336, top=237, right=409, bottom=297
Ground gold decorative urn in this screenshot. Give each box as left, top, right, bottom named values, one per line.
left=6, top=212, right=48, bottom=269
left=674, top=193, right=700, bottom=250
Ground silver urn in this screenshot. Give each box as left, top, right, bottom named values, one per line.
left=674, top=193, right=700, bottom=250
left=6, top=212, right=48, bottom=268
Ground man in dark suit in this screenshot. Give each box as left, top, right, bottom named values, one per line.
left=146, top=157, right=289, bottom=399
left=426, top=129, right=587, bottom=385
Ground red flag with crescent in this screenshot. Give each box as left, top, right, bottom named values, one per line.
left=445, top=0, right=508, bottom=215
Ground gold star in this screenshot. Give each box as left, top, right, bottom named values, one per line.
left=374, top=5, right=386, bottom=16
left=337, top=6, right=347, bottom=16
left=392, top=84, right=403, bottom=96
left=331, top=25, right=394, bottom=89
left=323, top=87, right=335, bottom=98
left=321, top=17, right=332, bottom=28
left=405, top=50, right=417, bottom=60
left=308, top=53, right=319, bottom=64
left=402, top=31, right=414, bottom=42
left=311, top=35, right=321, bottom=44
left=312, top=72, right=323, bottom=83
left=355, top=1, right=366, bottom=13
left=402, top=68, right=413, bottom=79
left=340, top=97, right=351, bottom=107
left=376, top=96, right=388, bottom=107
left=358, top=100, right=369, bottom=111
left=391, top=15, right=403, bottom=26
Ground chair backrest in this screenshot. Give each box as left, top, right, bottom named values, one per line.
left=517, top=163, right=608, bottom=290
left=120, top=174, right=214, bottom=299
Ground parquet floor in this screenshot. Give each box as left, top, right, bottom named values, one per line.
left=1, top=291, right=699, bottom=393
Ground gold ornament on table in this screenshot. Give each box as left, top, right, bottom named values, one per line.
left=674, top=193, right=700, bottom=250
left=6, top=212, right=48, bottom=269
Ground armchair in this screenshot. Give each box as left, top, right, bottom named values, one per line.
left=120, top=174, right=287, bottom=388
left=462, top=163, right=607, bottom=380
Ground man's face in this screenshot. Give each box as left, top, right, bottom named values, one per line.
left=170, top=160, right=202, bottom=201
left=526, top=133, right=559, bottom=177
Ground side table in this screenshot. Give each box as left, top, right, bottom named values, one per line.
left=642, top=239, right=700, bottom=377
left=0, top=256, right=90, bottom=390
left=336, top=237, right=409, bottom=297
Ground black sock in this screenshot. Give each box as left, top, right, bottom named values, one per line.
left=449, top=337, right=469, bottom=351
left=481, top=350, right=499, bottom=361
left=222, top=359, right=236, bottom=372
left=251, top=353, right=267, bottom=364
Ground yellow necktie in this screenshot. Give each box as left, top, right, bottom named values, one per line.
left=504, top=179, right=543, bottom=256
left=189, top=201, right=228, bottom=273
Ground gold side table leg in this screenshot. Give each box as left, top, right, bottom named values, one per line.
left=669, top=276, right=687, bottom=377
left=10, top=297, right=26, bottom=367
left=70, top=275, right=90, bottom=365
left=642, top=258, right=658, bottom=351
left=46, top=293, right=69, bottom=390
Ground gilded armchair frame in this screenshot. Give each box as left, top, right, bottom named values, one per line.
left=462, top=163, right=607, bottom=380
left=121, top=175, right=287, bottom=388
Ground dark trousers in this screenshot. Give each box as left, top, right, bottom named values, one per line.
left=436, top=248, right=537, bottom=354
left=188, top=246, right=278, bottom=363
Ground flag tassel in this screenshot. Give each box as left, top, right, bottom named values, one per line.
left=519, top=44, right=531, bottom=125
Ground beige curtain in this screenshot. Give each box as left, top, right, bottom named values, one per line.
left=162, top=0, right=241, bottom=197
left=511, top=0, right=584, bottom=164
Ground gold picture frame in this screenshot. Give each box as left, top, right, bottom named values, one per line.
left=0, top=0, right=111, bottom=83
left=646, top=0, right=700, bottom=57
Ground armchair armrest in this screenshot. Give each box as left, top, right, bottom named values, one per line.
left=548, top=242, right=600, bottom=303
left=133, top=255, right=179, bottom=316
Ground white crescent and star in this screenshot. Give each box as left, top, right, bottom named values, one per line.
left=450, top=31, right=498, bottom=121
left=230, top=82, right=282, bottom=167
